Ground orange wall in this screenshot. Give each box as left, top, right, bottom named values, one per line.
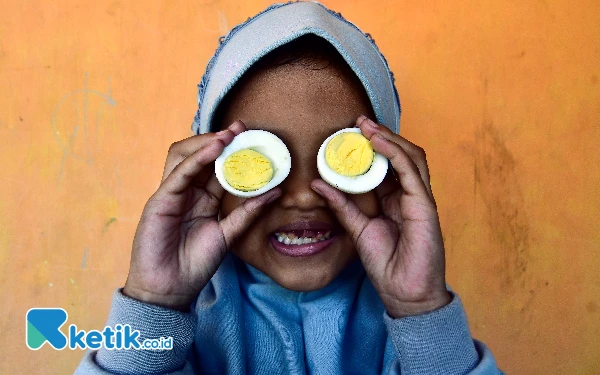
left=1, top=1, right=599, bottom=373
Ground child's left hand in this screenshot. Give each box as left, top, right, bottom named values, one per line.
left=311, top=116, right=452, bottom=319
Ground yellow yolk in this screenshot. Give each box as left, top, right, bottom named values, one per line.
left=223, top=149, right=274, bottom=191
left=325, top=132, right=374, bottom=176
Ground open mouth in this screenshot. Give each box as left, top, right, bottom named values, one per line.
left=269, top=221, right=337, bottom=257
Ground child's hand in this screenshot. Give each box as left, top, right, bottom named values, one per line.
left=123, top=121, right=281, bottom=311
left=311, top=116, right=452, bottom=318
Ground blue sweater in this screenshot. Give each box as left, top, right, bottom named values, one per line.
left=75, top=253, right=503, bottom=374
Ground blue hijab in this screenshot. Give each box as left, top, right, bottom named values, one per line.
left=192, top=1, right=402, bottom=136
left=192, top=252, right=398, bottom=374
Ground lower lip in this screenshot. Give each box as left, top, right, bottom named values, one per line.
left=269, top=235, right=335, bottom=257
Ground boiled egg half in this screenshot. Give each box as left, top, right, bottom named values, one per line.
left=215, top=130, right=291, bottom=197
left=317, top=128, right=388, bottom=194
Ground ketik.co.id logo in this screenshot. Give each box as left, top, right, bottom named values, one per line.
left=26, top=308, right=173, bottom=350
left=26, top=309, right=68, bottom=350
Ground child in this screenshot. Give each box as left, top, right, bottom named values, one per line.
left=76, top=2, right=503, bottom=374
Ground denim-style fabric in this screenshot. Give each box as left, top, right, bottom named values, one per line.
left=191, top=1, right=401, bottom=135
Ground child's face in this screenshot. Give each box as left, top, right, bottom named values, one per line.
left=218, top=60, right=379, bottom=291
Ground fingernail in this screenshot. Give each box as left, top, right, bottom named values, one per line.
left=311, top=184, right=322, bottom=195
left=228, top=120, right=242, bottom=130
left=216, top=129, right=228, bottom=136
left=367, top=118, right=379, bottom=129
left=356, top=115, right=367, bottom=126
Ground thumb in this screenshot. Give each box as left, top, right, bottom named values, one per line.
left=219, top=188, right=282, bottom=248
left=310, top=179, right=370, bottom=245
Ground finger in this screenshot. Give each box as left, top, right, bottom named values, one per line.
left=162, top=120, right=247, bottom=181
left=204, top=171, right=225, bottom=201
left=172, top=120, right=247, bottom=157
left=370, top=133, right=432, bottom=201
left=226, top=119, right=247, bottom=136
left=157, top=140, right=225, bottom=197
left=374, top=170, right=399, bottom=200
left=310, top=179, right=371, bottom=244
left=218, top=188, right=282, bottom=248
left=356, top=116, right=434, bottom=200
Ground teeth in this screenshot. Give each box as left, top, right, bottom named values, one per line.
left=274, top=231, right=332, bottom=245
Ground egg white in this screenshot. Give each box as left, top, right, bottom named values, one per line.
left=215, top=130, right=291, bottom=198
left=317, top=128, right=388, bottom=194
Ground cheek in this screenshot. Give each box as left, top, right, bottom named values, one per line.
left=349, top=192, right=379, bottom=218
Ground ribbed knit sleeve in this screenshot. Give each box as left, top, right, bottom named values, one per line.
left=383, top=292, right=503, bottom=375
left=74, top=288, right=197, bottom=375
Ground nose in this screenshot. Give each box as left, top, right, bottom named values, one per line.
left=278, top=158, right=328, bottom=211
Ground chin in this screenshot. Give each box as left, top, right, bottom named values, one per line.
left=272, top=270, right=335, bottom=292
left=251, top=251, right=357, bottom=292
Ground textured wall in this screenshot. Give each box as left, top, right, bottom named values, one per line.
left=1, top=1, right=599, bottom=373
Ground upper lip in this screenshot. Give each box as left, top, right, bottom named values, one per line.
left=274, top=220, right=334, bottom=233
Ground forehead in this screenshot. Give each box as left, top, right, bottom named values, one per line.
left=217, top=62, right=374, bottom=143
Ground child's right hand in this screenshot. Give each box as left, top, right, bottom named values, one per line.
left=122, top=120, right=281, bottom=311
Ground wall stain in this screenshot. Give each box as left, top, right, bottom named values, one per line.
left=460, top=77, right=539, bottom=332
left=472, top=121, right=532, bottom=292
left=51, top=72, right=116, bottom=183
left=509, top=50, right=526, bottom=59
left=102, top=217, right=117, bottom=234
left=81, top=248, right=88, bottom=269
left=106, top=1, right=122, bottom=16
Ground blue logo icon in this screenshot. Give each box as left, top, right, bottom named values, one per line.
left=26, top=307, right=173, bottom=351
left=26, top=308, right=68, bottom=350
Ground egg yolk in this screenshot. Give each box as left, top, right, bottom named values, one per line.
left=325, top=132, right=374, bottom=176
left=223, top=149, right=274, bottom=191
